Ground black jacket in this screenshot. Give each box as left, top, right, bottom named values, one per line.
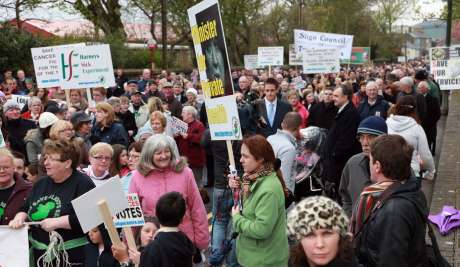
left=85, top=226, right=121, bottom=267
left=354, top=177, right=428, bottom=267
left=5, top=117, right=36, bottom=158
left=397, top=90, right=427, bottom=122
left=253, top=99, right=292, bottom=137
left=308, top=102, right=338, bottom=130
left=323, top=102, right=361, bottom=182
left=421, top=93, right=441, bottom=134
left=357, top=96, right=390, bottom=121
left=91, top=122, right=129, bottom=147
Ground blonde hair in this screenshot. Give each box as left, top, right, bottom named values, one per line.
left=89, top=142, right=114, bottom=158
left=150, top=111, right=167, bottom=128
left=0, top=148, right=15, bottom=163
left=96, top=102, right=115, bottom=126
left=49, top=120, right=74, bottom=140
left=146, top=97, right=164, bottom=113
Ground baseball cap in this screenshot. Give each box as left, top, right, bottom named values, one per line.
left=39, top=112, right=59, bottom=128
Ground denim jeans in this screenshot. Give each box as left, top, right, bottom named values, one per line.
left=208, top=188, right=240, bottom=267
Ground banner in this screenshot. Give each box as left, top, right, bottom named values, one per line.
left=167, top=115, right=189, bottom=135
left=258, top=47, right=284, bottom=66
left=397, top=56, right=406, bottom=63
left=289, top=44, right=302, bottom=66
left=11, top=94, right=30, bottom=109
left=340, top=47, right=370, bottom=65
left=205, top=95, right=242, bottom=140
left=113, top=193, right=145, bottom=228
left=244, top=55, right=259, bottom=70
left=302, top=48, right=340, bottom=74
left=31, top=43, right=85, bottom=88
left=294, top=29, right=354, bottom=60
left=0, top=226, right=29, bottom=267
left=430, top=46, right=460, bottom=90
left=57, top=44, right=116, bottom=89
left=188, top=0, right=234, bottom=98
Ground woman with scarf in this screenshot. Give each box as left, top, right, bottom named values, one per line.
left=228, top=134, right=289, bottom=267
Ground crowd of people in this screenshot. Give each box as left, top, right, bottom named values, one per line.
left=0, top=60, right=444, bottom=267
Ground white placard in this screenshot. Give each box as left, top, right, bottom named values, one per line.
left=430, top=46, right=460, bottom=90
left=72, top=177, right=129, bottom=233
left=205, top=95, right=242, bottom=140
left=289, top=44, right=302, bottom=65
left=11, top=94, right=30, bottom=110
left=57, top=44, right=116, bottom=89
left=258, top=47, right=284, bottom=67
left=397, top=56, right=406, bottom=63
left=113, top=193, right=145, bottom=228
left=244, top=55, right=259, bottom=70
left=31, top=43, right=85, bottom=88
left=302, top=48, right=340, bottom=74
left=167, top=115, right=189, bottom=135
left=0, top=226, right=29, bottom=267
left=294, top=29, right=353, bottom=60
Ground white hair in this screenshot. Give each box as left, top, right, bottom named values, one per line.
left=182, top=105, right=197, bottom=118
left=399, top=76, right=414, bottom=87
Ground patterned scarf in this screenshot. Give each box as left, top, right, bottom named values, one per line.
left=350, top=181, right=399, bottom=235
left=241, top=163, right=273, bottom=199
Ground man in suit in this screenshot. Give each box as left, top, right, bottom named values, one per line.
left=323, top=85, right=362, bottom=200
left=417, top=81, right=441, bottom=155
left=253, top=78, right=292, bottom=137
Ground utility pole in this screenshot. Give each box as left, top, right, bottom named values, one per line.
left=441, top=0, right=453, bottom=114
left=161, top=0, right=167, bottom=69
left=298, top=0, right=303, bottom=28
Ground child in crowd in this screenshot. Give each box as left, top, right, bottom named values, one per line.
left=139, top=192, right=195, bottom=267
left=85, top=225, right=121, bottom=267
left=110, top=144, right=129, bottom=177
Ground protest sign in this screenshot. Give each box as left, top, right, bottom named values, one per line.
left=294, top=29, right=353, bottom=60
left=72, top=177, right=128, bottom=233
left=205, top=95, right=242, bottom=141
left=188, top=0, right=234, bottom=98
left=56, top=44, right=116, bottom=89
left=10, top=94, right=30, bottom=110
left=244, top=55, right=259, bottom=70
left=430, top=46, right=460, bottom=90
left=398, top=56, right=406, bottom=63
left=31, top=43, right=85, bottom=88
left=167, top=115, right=189, bottom=135
left=341, top=47, right=371, bottom=64
left=302, top=48, right=340, bottom=74
left=258, top=46, right=284, bottom=67
left=0, top=226, right=29, bottom=267
left=113, top=193, right=145, bottom=228
left=289, top=44, right=302, bottom=65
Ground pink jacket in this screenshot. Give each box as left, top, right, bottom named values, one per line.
left=129, top=167, right=209, bottom=250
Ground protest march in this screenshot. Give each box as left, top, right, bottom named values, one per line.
left=0, top=0, right=458, bottom=266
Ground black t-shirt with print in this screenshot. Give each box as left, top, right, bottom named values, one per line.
left=22, top=170, right=95, bottom=265
left=0, top=185, right=14, bottom=221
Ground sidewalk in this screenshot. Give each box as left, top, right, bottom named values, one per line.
left=429, top=90, right=460, bottom=265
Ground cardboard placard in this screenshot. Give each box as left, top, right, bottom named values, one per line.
left=167, top=115, right=189, bottom=135
left=294, top=29, right=353, bottom=60
left=205, top=95, right=242, bottom=141
left=113, top=193, right=145, bottom=228
left=258, top=46, right=284, bottom=67
left=244, top=55, right=259, bottom=70
left=430, top=46, right=460, bottom=90
left=0, top=226, right=29, bottom=267
left=10, top=94, right=30, bottom=110
left=302, top=48, right=340, bottom=74
left=71, top=177, right=128, bottom=233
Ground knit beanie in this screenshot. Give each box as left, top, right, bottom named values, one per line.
left=3, top=99, right=21, bottom=113
left=287, top=196, right=349, bottom=241
left=357, top=116, right=387, bottom=136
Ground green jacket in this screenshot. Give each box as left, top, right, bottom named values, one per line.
left=233, top=172, right=289, bottom=267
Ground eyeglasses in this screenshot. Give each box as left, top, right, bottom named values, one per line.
left=59, top=128, right=74, bottom=133
left=93, top=156, right=112, bottom=162
left=0, top=166, right=13, bottom=171
left=128, top=153, right=140, bottom=159
left=43, top=155, right=65, bottom=162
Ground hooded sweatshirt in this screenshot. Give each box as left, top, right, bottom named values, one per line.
left=386, top=115, right=435, bottom=178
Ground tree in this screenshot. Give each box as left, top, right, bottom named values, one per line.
left=60, top=0, right=126, bottom=38
left=371, top=0, right=418, bottom=34
left=0, top=0, right=47, bottom=29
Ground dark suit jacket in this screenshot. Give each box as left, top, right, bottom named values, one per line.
left=422, top=93, right=441, bottom=137
left=253, top=99, right=292, bottom=137
left=323, top=102, right=362, bottom=183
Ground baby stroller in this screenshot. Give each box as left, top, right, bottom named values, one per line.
left=294, top=126, right=327, bottom=202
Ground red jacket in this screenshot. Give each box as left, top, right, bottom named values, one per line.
left=1, top=174, right=32, bottom=225
left=175, top=119, right=206, bottom=168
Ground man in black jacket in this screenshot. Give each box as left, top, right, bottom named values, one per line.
left=353, top=134, right=428, bottom=267
left=323, top=85, right=361, bottom=198
left=308, top=88, right=338, bottom=130
left=3, top=100, right=36, bottom=158
left=253, top=78, right=292, bottom=137
left=417, top=81, right=441, bottom=155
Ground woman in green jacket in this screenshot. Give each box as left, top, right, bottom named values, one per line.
left=229, top=134, right=289, bottom=267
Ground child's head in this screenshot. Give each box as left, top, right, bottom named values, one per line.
left=138, top=216, right=160, bottom=247
left=88, top=227, right=103, bottom=245
left=155, top=192, right=186, bottom=227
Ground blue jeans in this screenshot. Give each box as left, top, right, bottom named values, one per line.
left=208, top=188, right=240, bottom=267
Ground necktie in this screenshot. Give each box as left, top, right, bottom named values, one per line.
left=268, top=103, right=275, bottom=127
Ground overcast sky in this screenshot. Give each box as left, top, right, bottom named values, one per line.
left=2, top=0, right=447, bottom=26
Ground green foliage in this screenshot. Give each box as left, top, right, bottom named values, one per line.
left=0, top=24, right=50, bottom=72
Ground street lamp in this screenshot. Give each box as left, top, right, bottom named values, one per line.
left=148, top=38, right=157, bottom=71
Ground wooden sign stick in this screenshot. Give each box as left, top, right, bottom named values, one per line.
left=65, top=90, right=71, bottom=108
left=98, top=199, right=122, bottom=248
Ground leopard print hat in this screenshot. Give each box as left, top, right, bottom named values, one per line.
left=287, top=196, right=349, bottom=241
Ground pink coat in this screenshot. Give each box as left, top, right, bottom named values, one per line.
left=129, top=167, right=209, bottom=250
